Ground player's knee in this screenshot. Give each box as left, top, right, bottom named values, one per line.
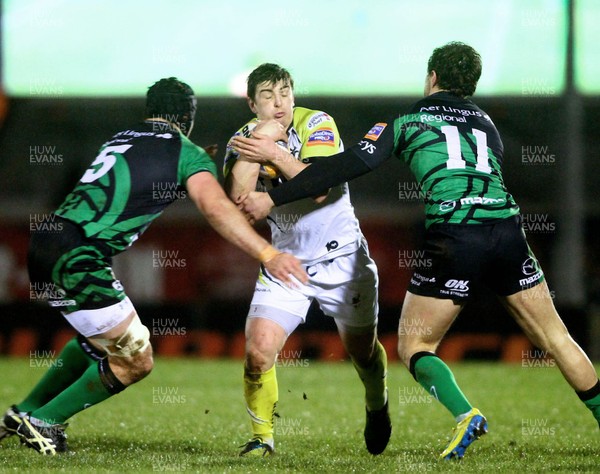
left=340, top=330, right=377, bottom=367
left=347, top=342, right=375, bottom=367
left=110, top=345, right=154, bottom=383
left=93, top=315, right=151, bottom=358
left=245, top=343, right=276, bottom=372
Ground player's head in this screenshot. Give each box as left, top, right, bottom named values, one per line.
left=246, top=63, right=295, bottom=129
left=425, top=42, right=482, bottom=98
left=146, top=77, right=197, bottom=136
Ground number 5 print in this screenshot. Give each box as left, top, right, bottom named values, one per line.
left=80, top=145, right=132, bottom=183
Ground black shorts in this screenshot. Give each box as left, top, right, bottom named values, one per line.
left=28, top=216, right=126, bottom=312
left=408, top=215, right=545, bottom=300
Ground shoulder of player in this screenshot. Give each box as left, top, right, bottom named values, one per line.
left=223, top=118, right=262, bottom=173
left=178, top=132, right=212, bottom=160
left=293, top=107, right=337, bottom=132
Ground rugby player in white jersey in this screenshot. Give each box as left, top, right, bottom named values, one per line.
left=224, top=63, right=391, bottom=457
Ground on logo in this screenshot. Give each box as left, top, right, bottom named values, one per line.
left=521, top=257, right=539, bottom=275
left=444, top=279, right=469, bottom=292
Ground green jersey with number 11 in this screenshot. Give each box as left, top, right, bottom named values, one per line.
left=390, top=91, right=519, bottom=227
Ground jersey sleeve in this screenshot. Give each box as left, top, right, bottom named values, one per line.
left=298, top=111, right=343, bottom=159
left=177, top=134, right=218, bottom=185
left=222, top=119, right=258, bottom=178
left=347, top=119, right=396, bottom=168
left=267, top=119, right=395, bottom=206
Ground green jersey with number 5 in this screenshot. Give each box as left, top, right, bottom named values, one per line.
left=55, top=121, right=217, bottom=254
left=392, top=91, right=519, bottom=227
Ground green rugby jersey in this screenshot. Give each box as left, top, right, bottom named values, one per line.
left=391, top=92, right=519, bottom=227
left=55, top=121, right=217, bottom=253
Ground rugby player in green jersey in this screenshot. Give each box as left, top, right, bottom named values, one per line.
left=0, top=78, right=307, bottom=455
left=233, top=42, right=600, bottom=460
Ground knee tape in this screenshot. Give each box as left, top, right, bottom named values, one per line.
left=94, top=315, right=150, bottom=357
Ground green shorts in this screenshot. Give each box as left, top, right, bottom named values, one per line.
left=28, top=216, right=126, bottom=313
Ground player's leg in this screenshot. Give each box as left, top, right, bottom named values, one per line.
left=16, top=336, right=105, bottom=414
left=398, top=291, right=487, bottom=460
left=398, top=222, right=494, bottom=459
left=4, top=225, right=104, bottom=420
left=398, top=292, right=469, bottom=413
left=500, top=281, right=600, bottom=426
left=7, top=226, right=141, bottom=454
left=1, top=335, right=105, bottom=443
left=31, top=303, right=153, bottom=421
left=241, top=316, right=289, bottom=456
left=488, top=215, right=600, bottom=427
left=240, top=269, right=308, bottom=456
left=13, top=232, right=152, bottom=454
left=320, top=242, right=390, bottom=454
left=337, top=325, right=390, bottom=454
left=19, top=300, right=152, bottom=455
left=338, top=329, right=387, bottom=411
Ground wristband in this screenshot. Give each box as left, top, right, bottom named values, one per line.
left=258, top=245, right=281, bottom=263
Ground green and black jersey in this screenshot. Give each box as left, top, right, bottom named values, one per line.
left=269, top=92, right=520, bottom=229
left=391, top=92, right=519, bottom=227
left=55, top=121, right=217, bottom=254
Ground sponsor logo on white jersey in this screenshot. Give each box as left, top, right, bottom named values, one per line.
left=307, top=112, right=332, bottom=129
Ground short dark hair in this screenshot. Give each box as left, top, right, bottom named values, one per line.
left=427, top=42, right=482, bottom=98
left=246, top=63, right=294, bottom=100
left=146, top=77, right=197, bottom=133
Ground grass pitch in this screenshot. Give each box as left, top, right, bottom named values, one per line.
left=0, top=357, right=598, bottom=473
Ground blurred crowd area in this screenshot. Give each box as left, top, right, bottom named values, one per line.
left=1, top=96, right=600, bottom=358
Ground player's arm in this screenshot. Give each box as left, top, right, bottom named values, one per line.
left=234, top=114, right=347, bottom=203
left=224, top=120, right=287, bottom=201
left=186, top=171, right=308, bottom=285
left=224, top=157, right=261, bottom=201
left=236, top=148, right=373, bottom=221
left=235, top=131, right=328, bottom=203
left=232, top=120, right=305, bottom=181
left=254, top=138, right=308, bottom=181
left=234, top=121, right=394, bottom=212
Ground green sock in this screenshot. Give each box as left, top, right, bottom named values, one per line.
left=17, top=336, right=103, bottom=413
left=411, top=352, right=471, bottom=419
left=353, top=340, right=388, bottom=411
left=30, top=358, right=125, bottom=424
left=577, top=380, right=600, bottom=428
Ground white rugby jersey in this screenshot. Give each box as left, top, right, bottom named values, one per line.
left=224, top=107, right=363, bottom=264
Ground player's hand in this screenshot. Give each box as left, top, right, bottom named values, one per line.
left=263, top=252, right=308, bottom=286
left=236, top=191, right=274, bottom=222
left=232, top=133, right=280, bottom=164
left=203, top=144, right=219, bottom=159
left=253, top=119, right=288, bottom=143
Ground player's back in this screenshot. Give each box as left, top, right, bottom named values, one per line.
left=395, top=92, right=519, bottom=227
left=56, top=121, right=214, bottom=253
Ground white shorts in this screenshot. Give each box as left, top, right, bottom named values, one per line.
left=62, top=297, right=136, bottom=337
left=248, top=241, right=379, bottom=335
